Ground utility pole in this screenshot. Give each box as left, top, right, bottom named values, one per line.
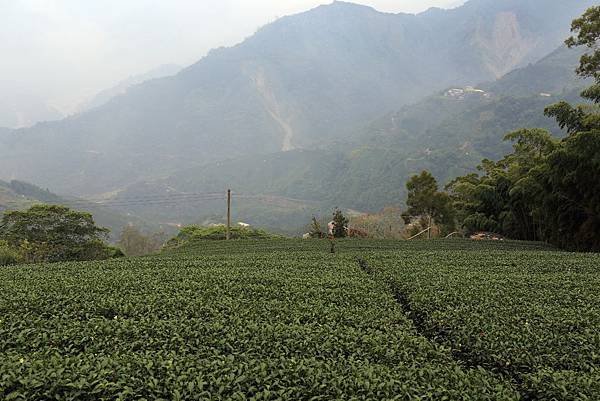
left=428, top=215, right=432, bottom=239
left=226, top=189, right=231, bottom=240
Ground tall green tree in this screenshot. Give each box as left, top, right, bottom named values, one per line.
left=0, top=205, right=120, bottom=263
left=450, top=6, right=600, bottom=250
left=540, top=6, right=600, bottom=250
left=403, top=171, right=454, bottom=234
left=447, top=129, right=558, bottom=239
left=331, top=209, right=349, bottom=238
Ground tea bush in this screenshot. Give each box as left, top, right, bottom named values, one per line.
left=0, top=238, right=596, bottom=400
left=365, top=248, right=600, bottom=399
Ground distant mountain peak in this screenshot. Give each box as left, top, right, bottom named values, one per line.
left=307, top=1, right=380, bottom=16
left=328, top=1, right=375, bottom=9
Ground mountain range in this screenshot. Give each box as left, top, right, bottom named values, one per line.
left=106, top=45, right=586, bottom=233
left=0, top=0, right=594, bottom=234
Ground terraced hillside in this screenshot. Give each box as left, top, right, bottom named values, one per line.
left=1, top=239, right=598, bottom=400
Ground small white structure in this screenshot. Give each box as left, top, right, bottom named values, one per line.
left=445, top=86, right=490, bottom=100
left=238, top=222, right=250, bottom=228
left=302, top=233, right=311, bottom=240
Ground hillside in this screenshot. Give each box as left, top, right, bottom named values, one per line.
left=104, top=45, right=585, bottom=232
left=0, top=0, right=594, bottom=196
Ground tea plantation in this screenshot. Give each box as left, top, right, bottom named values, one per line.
left=1, top=239, right=599, bottom=400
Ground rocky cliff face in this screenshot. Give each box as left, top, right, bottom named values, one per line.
left=474, top=11, right=538, bottom=78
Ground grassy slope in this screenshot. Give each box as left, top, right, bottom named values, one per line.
left=3, top=239, right=598, bottom=399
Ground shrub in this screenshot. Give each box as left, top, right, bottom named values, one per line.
left=332, top=209, right=349, bottom=238
left=166, top=225, right=283, bottom=248
left=0, top=240, right=21, bottom=266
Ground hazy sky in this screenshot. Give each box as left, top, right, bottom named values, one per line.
left=1, top=0, right=465, bottom=114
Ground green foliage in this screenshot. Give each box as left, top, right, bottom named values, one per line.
left=447, top=129, right=559, bottom=239
left=0, top=240, right=21, bottom=266
left=167, top=225, right=283, bottom=248
left=1, top=238, right=563, bottom=400
left=405, top=171, right=438, bottom=214
left=566, top=6, right=600, bottom=78
left=366, top=247, right=600, bottom=399
left=308, top=216, right=325, bottom=238
left=449, top=7, right=600, bottom=251
left=0, top=205, right=118, bottom=263
left=538, top=5, right=600, bottom=251
left=331, top=209, right=348, bottom=238
left=0, top=238, right=590, bottom=400
left=404, top=171, right=455, bottom=235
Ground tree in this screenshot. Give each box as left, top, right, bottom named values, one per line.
left=331, top=209, right=348, bottom=238
left=540, top=6, right=600, bottom=250
left=0, top=240, right=21, bottom=266
left=0, top=205, right=120, bottom=263
left=118, top=225, right=165, bottom=256
left=449, top=6, right=600, bottom=250
left=447, top=129, right=558, bottom=239
left=403, top=171, right=455, bottom=234
left=308, top=216, right=325, bottom=239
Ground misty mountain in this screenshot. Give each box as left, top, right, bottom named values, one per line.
left=0, top=0, right=593, bottom=196
left=0, top=91, right=63, bottom=129
left=107, top=44, right=585, bottom=232
left=76, top=64, right=183, bottom=114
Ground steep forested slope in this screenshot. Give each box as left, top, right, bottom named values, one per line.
left=0, top=0, right=593, bottom=196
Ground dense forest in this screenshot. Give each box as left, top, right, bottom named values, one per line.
left=418, top=7, right=600, bottom=251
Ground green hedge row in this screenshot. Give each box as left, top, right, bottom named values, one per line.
left=366, top=249, right=600, bottom=400
left=0, top=244, right=517, bottom=400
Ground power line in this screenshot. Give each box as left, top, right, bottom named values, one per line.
left=1, top=191, right=322, bottom=209
left=0, top=192, right=344, bottom=227
left=1, top=192, right=225, bottom=206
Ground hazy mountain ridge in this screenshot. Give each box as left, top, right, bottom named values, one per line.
left=76, top=64, right=183, bottom=114
left=0, top=0, right=593, bottom=196
left=108, top=44, right=585, bottom=232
